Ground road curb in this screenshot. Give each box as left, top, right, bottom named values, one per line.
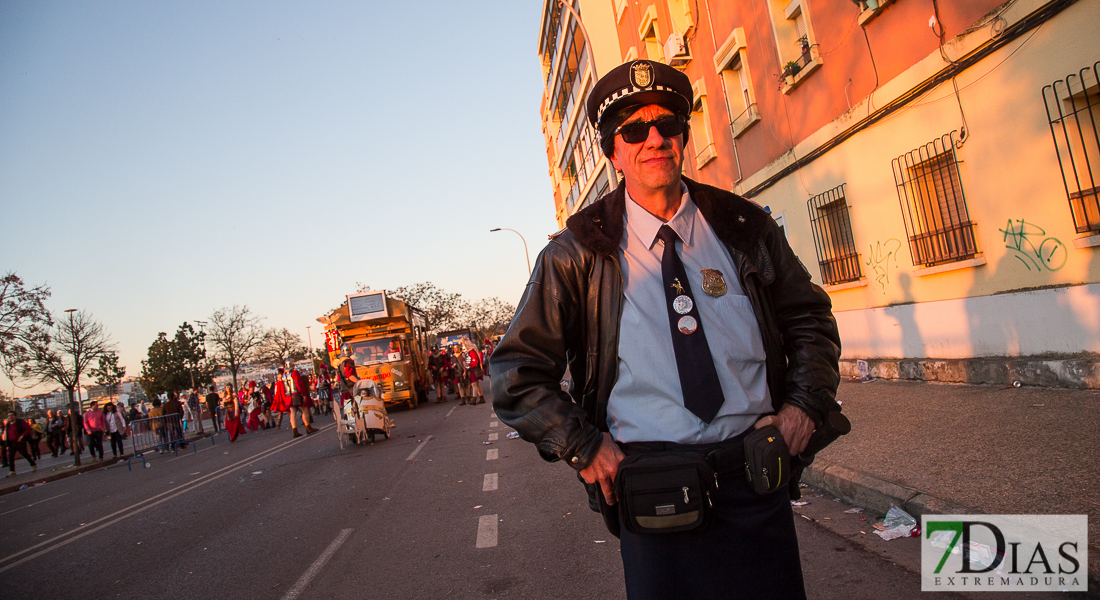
left=802, top=457, right=978, bottom=517
left=0, top=432, right=214, bottom=497
left=802, top=458, right=1100, bottom=594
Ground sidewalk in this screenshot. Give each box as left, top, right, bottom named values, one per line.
left=804, top=379, right=1100, bottom=590
left=0, top=416, right=222, bottom=495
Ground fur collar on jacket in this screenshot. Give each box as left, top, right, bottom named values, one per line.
left=564, top=177, right=772, bottom=258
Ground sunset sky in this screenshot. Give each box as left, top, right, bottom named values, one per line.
left=1, top=0, right=558, bottom=395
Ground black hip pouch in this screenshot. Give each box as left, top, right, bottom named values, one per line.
left=743, top=426, right=791, bottom=495
left=614, top=451, right=717, bottom=535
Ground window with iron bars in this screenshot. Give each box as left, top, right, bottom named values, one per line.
left=807, top=184, right=861, bottom=285
left=1043, top=60, right=1100, bottom=234
left=892, top=132, right=978, bottom=267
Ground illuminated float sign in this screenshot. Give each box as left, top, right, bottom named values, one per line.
left=347, top=290, right=389, bottom=322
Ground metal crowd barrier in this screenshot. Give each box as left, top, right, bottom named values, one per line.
left=208, top=406, right=230, bottom=444
left=126, top=413, right=195, bottom=471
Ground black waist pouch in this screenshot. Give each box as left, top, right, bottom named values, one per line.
left=615, top=451, right=717, bottom=535
left=743, top=426, right=790, bottom=495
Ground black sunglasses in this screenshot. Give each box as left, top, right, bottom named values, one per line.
left=614, top=114, right=687, bottom=144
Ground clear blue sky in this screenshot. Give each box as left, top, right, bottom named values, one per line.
left=0, top=0, right=558, bottom=395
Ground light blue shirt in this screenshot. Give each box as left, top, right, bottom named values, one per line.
left=606, top=186, right=771, bottom=444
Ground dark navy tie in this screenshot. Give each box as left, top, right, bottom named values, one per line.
left=657, top=225, right=726, bottom=424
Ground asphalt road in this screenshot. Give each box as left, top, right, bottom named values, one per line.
left=0, top=394, right=1090, bottom=599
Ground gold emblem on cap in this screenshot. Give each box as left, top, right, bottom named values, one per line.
left=631, top=62, right=653, bottom=88
left=700, top=269, right=727, bottom=297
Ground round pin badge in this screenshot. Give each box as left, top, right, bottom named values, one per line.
left=677, top=315, right=697, bottom=335
left=672, top=295, right=693, bottom=315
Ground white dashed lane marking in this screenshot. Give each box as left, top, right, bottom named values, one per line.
left=476, top=515, right=499, bottom=548
left=483, top=473, right=498, bottom=491
left=486, top=449, right=499, bottom=460
left=405, top=435, right=433, bottom=461
left=487, top=433, right=498, bottom=441
left=280, top=528, right=353, bottom=600
left=489, top=421, right=498, bottom=428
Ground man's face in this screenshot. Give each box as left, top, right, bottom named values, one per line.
left=610, top=104, right=685, bottom=195
left=6, top=412, right=14, bottom=422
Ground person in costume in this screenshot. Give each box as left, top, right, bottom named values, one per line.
left=246, top=381, right=263, bottom=432
left=463, top=340, right=486, bottom=405
left=453, top=345, right=471, bottom=405
left=260, top=381, right=275, bottom=428
left=428, top=347, right=446, bottom=402
left=316, top=367, right=333, bottom=415
left=222, top=385, right=244, bottom=442
left=440, top=350, right=454, bottom=398
left=335, top=345, right=358, bottom=406
left=282, top=360, right=317, bottom=438
left=271, top=369, right=292, bottom=430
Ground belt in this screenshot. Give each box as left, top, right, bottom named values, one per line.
left=618, top=429, right=750, bottom=477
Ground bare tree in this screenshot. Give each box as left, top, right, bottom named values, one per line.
left=388, top=282, right=470, bottom=332
left=207, top=306, right=266, bottom=393
left=466, top=297, right=517, bottom=340
left=257, top=328, right=308, bottom=366
left=23, top=309, right=114, bottom=466
left=0, top=272, right=52, bottom=383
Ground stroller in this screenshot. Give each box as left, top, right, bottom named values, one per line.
left=336, top=380, right=394, bottom=447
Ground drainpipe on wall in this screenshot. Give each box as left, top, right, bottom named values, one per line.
left=701, top=0, right=744, bottom=188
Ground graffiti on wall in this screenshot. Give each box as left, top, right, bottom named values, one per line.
left=865, top=238, right=902, bottom=291
left=999, top=219, right=1067, bottom=272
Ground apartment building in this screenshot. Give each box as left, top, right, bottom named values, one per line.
left=539, top=0, right=1100, bottom=386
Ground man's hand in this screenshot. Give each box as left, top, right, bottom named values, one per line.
left=579, top=432, right=626, bottom=505
left=754, top=404, right=815, bottom=456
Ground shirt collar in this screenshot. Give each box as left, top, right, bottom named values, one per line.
left=623, top=182, right=696, bottom=250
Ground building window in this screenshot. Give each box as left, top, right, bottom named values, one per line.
left=639, top=5, right=664, bottom=62
left=714, top=27, right=759, bottom=139
left=892, top=132, right=978, bottom=267
left=667, top=0, right=694, bottom=37
left=807, top=184, right=862, bottom=285
left=767, top=0, right=819, bottom=89
left=1043, top=60, right=1100, bottom=234
left=614, top=0, right=628, bottom=23
left=690, top=79, right=716, bottom=169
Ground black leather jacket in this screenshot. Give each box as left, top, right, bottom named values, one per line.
left=490, top=177, right=841, bottom=471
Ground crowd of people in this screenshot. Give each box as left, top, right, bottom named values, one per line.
left=426, top=339, right=492, bottom=406
left=2, top=396, right=138, bottom=476
left=3, top=338, right=497, bottom=478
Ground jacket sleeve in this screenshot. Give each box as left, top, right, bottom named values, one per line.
left=762, top=223, right=842, bottom=426
left=489, top=240, right=605, bottom=471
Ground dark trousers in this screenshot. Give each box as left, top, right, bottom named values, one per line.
left=5, top=441, right=36, bottom=472
left=618, top=470, right=806, bottom=600
left=87, top=431, right=104, bottom=459
left=208, top=407, right=221, bottom=431
left=108, top=431, right=125, bottom=457
left=47, top=432, right=60, bottom=457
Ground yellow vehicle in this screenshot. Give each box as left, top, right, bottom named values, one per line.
left=319, top=290, right=430, bottom=409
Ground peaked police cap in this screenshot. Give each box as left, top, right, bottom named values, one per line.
left=586, top=60, right=693, bottom=128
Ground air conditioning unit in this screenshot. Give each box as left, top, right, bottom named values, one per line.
left=665, top=32, right=690, bottom=66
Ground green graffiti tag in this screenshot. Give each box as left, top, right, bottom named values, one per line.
left=865, top=239, right=902, bottom=291
left=999, top=219, right=1067, bottom=272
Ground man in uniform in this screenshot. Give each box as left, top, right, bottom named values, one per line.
left=490, top=60, right=841, bottom=600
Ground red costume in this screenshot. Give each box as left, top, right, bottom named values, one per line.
left=272, top=370, right=291, bottom=412
left=283, top=368, right=313, bottom=408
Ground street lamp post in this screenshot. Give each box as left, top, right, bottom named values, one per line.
left=490, top=228, right=532, bottom=277
left=306, top=326, right=318, bottom=374
left=63, top=309, right=82, bottom=467
left=194, top=320, right=208, bottom=431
